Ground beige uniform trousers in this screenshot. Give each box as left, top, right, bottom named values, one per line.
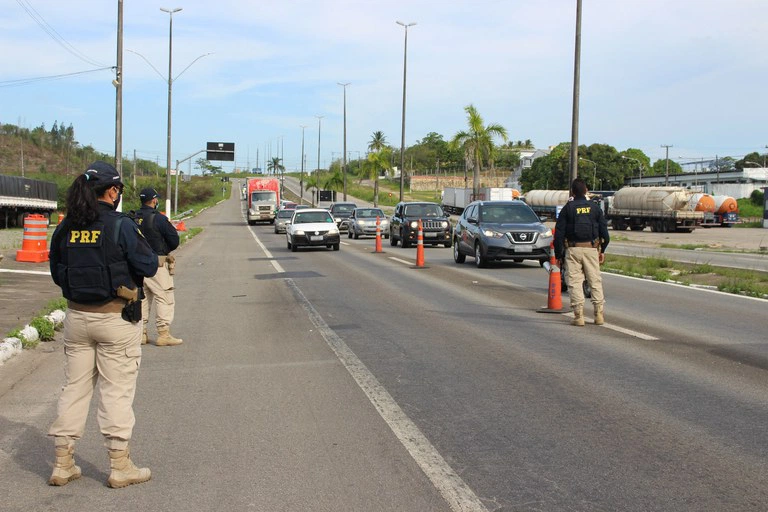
left=565, top=246, right=605, bottom=309
left=141, top=260, right=175, bottom=331
left=48, top=309, right=142, bottom=450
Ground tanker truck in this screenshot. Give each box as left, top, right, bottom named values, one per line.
left=711, top=195, right=739, bottom=227
left=607, top=186, right=703, bottom=232
left=520, top=190, right=571, bottom=219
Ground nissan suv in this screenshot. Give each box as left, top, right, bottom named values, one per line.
left=453, top=200, right=552, bottom=267
left=389, top=201, right=452, bottom=248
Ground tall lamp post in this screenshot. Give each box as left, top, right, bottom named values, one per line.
left=161, top=7, right=182, bottom=215
left=300, top=125, right=307, bottom=204
left=396, top=20, right=416, bottom=202
left=338, top=82, right=350, bottom=200
left=579, top=157, right=597, bottom=190
left=315, top=115, right=324, bottom=206
left=569, top=0, right=582, bottom=183
left=621, top=155, right=644, bottom=185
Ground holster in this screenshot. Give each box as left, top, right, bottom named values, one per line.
left=116, top=285, right=143, bottom=323
left=166, top=254, right=176, bottom=276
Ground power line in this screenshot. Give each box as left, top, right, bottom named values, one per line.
left=15, top=0, right=108, bottom=68
left=0, top=67, right=114, bottom=88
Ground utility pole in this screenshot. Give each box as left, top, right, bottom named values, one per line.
left=338, top=82, right=350, bottom=201
left=300, top=125, right=307, bottom=203
left=114, top=0, right=123, bottom=180
left=661, top=144, right=673, bottom=186
left=315, top=115, right=324, bottom=206
left=569, top=0, right=582, bottom=183
left=396, top=21, right=416, bottom=202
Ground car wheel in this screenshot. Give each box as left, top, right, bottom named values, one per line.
left=390, top=229, right=398, bottom=246
left=453, top=238, right=466, bottom=263
left=333, top=243, right=340, bottom=251
left=474, top=241, right=488, bottom=268
left=348, top=230, right=353, bottom=239
left=353, top=231, right=359, bottom=240
left=287, top=238, right=291, bottom=250
left=444, top=239, right=452, bottom=248
left=401, top=230, right=411, bottom=248
left=290, top=238, right=298, bottom=252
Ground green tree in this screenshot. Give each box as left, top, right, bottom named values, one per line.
left=267, top=157, right=285, bottom=175
left=520, top=142, right=570, bottom=191
left=364, top=148, right=393, bottom=206
left=450, top=104, right=508, bottom=197
left=195, top=158, right=222, bottom=176
left=368, top=131, right=387, bottom=152
left=651, top=158, right=683, bottom=178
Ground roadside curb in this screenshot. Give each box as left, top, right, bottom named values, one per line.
left=0, top=309, right=65, bottom=366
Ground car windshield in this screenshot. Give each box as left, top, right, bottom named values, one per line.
left=479, top=204, right=539, bottom=224
left=277, top=210, right=294, bottom=218
left=251, top=191, right=276, bottom=202
left=332, top=204, right=356, bottom=213
left=293, top=212, right=334, bottom=224
left=404, top=204, right=442, bottom=217
left=356, top=208, right=384, bottom=218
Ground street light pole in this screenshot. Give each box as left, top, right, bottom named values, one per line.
left=114, top=0, right=123, bottom=182
left=621, top=155, right=644, bottom=185
left=315, top=115, right=324, bottom=206
left=396, top=21, right=416, bottom=202
left=661, top=144, right=673, bottom=186
left=300, top=125, right=307, bottom=204
left=161, top=6, right=182, bottom=215
left=579, top=157, right=596, bottom=189
left=338, top=82, right=350, bottom=201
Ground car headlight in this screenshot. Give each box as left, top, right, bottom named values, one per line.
left=441, top=221, right=449, bottom=228
left=410, top=221, right=418, bottom=229
left=542, top=228, right=553, bottom=237
left=334, top=217, right=342, bottom=223
left=357, top=220, right=367, bottom=226
left=482, top=229, right=506, bottom=239
left=329, top=227, right=339, bottom=235
left=295, top=230, right=305, bottom=235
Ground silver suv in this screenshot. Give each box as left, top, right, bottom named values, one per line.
left=453, top=200, right=552, bottom=267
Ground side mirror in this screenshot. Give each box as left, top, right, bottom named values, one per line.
left=467, top=218, right=478, bottom=225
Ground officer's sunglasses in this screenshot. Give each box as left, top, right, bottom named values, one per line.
left=112, top=184, right=124, bottom=194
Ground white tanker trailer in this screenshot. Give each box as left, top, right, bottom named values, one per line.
left=607, top=186, right=703, bottom=232
left=520, top=190, right=572, bottom=219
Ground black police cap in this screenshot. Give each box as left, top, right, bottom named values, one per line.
left=84, top=161, right=123, bottom=186
left=139, top=188, right=160, bottom=201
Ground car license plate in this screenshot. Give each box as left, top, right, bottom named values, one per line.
left=424, top=232, right=437, bottom=238
left=310, top=235, right=323, bottom=241
left=514, top=246, right=532, bottom=252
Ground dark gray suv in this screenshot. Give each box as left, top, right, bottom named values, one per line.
left=453, top=200, right=552, bottom=267
left=389, top=201, right=452, bottom=248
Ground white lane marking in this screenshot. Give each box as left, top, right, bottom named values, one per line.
left=388, top=256, right=415, bottom=266
left=245, top=209, right=285, bottom=273
left=285, top=278, right=489, bottom=512
left=0, top=268, right=50, bottom=276
left=563, top=312, right=659, bottom=340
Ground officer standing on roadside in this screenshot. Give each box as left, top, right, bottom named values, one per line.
left=134, top=188, right=182, bottom=346
left=554, top=178, right=610, bottom=326
left=48, top=161, right=157, bottom=488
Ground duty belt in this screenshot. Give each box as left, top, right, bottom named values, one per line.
left=567, top=241, right=597, bottom=248
left=68, top=298, right=126, bottom=314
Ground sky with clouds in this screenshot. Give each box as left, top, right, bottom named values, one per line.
left=1, top=0, right=766, bottom=174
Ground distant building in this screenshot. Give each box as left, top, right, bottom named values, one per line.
left=624, top=168, right=768, bottom=199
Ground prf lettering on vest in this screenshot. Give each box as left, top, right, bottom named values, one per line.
left=69, top=230, right=102, bottom=244
left=576, top=206, right=591, bottom=214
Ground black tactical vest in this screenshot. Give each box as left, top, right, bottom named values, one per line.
left=134, top=209, right=169, bottom=255
left=567, top=198, right=598, bottom=243
left=54, top=214, right=135, bottom=303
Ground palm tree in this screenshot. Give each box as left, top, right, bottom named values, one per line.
left=304, top=172, right=319, bottom=207
left=267, top=157, right=285, bottom=175
left=451, top=104, right=508, bottom=198
left=364, top=148, right=392, bottom=206
left=368, top=131, right=387, bottom=152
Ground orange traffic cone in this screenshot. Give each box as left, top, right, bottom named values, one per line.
left=374, top=216, right=383, bottom=253
left=172, top=220, right=187, bottom=232
left=537, top=241, right=563, bottom=313
left=415, top=219, right=425, bottom=267
left=16, top=214, right=50, bottom=263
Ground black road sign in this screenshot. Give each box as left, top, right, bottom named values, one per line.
left=207, top=142, right=235, bottom=161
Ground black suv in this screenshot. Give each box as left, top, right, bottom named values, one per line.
left=389, top=201, right=452, bottom=248
left=328, top=202, right=357, bottom=230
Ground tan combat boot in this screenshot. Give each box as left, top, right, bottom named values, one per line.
left=107, top=447, right=151, bottom=488
left=571, top=306, right=585, bottom=327
left=49, top=437, right=82, bottom=486
left=155, top=328, right=183, bottom=346
left=141, top=326, right=149, bottom=345
left=594, top=304, right=605, bottom=325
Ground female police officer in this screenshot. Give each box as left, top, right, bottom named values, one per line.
left=47, top=161, right=158, bottom=488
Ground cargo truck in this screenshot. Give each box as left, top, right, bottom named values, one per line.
left=246, top=178, right=280, bottom=225
left=607, top=186, right=703, bottom=232
left=441, top=187, right=519, bottom=215
left=0, top=175, right=57, bottom=228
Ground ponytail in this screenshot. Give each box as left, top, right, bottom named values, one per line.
left=65, top=174, right=112, bottom=226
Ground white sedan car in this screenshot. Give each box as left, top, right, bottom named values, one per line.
left=286, top=209, right=341, bottom=252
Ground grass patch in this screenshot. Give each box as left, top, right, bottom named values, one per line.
left=603, top=254, right=768, bottom=298
left=180, top=227, right=203, bottom=245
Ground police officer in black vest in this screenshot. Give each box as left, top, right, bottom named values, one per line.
left=134, top=188, right=182, bottom=346
left=554, top=178, right=610, bottom=326
left=48, top=161, right=157, bottom=488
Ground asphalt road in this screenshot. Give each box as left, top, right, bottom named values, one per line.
left=2, top=185, right=767, bottom=511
